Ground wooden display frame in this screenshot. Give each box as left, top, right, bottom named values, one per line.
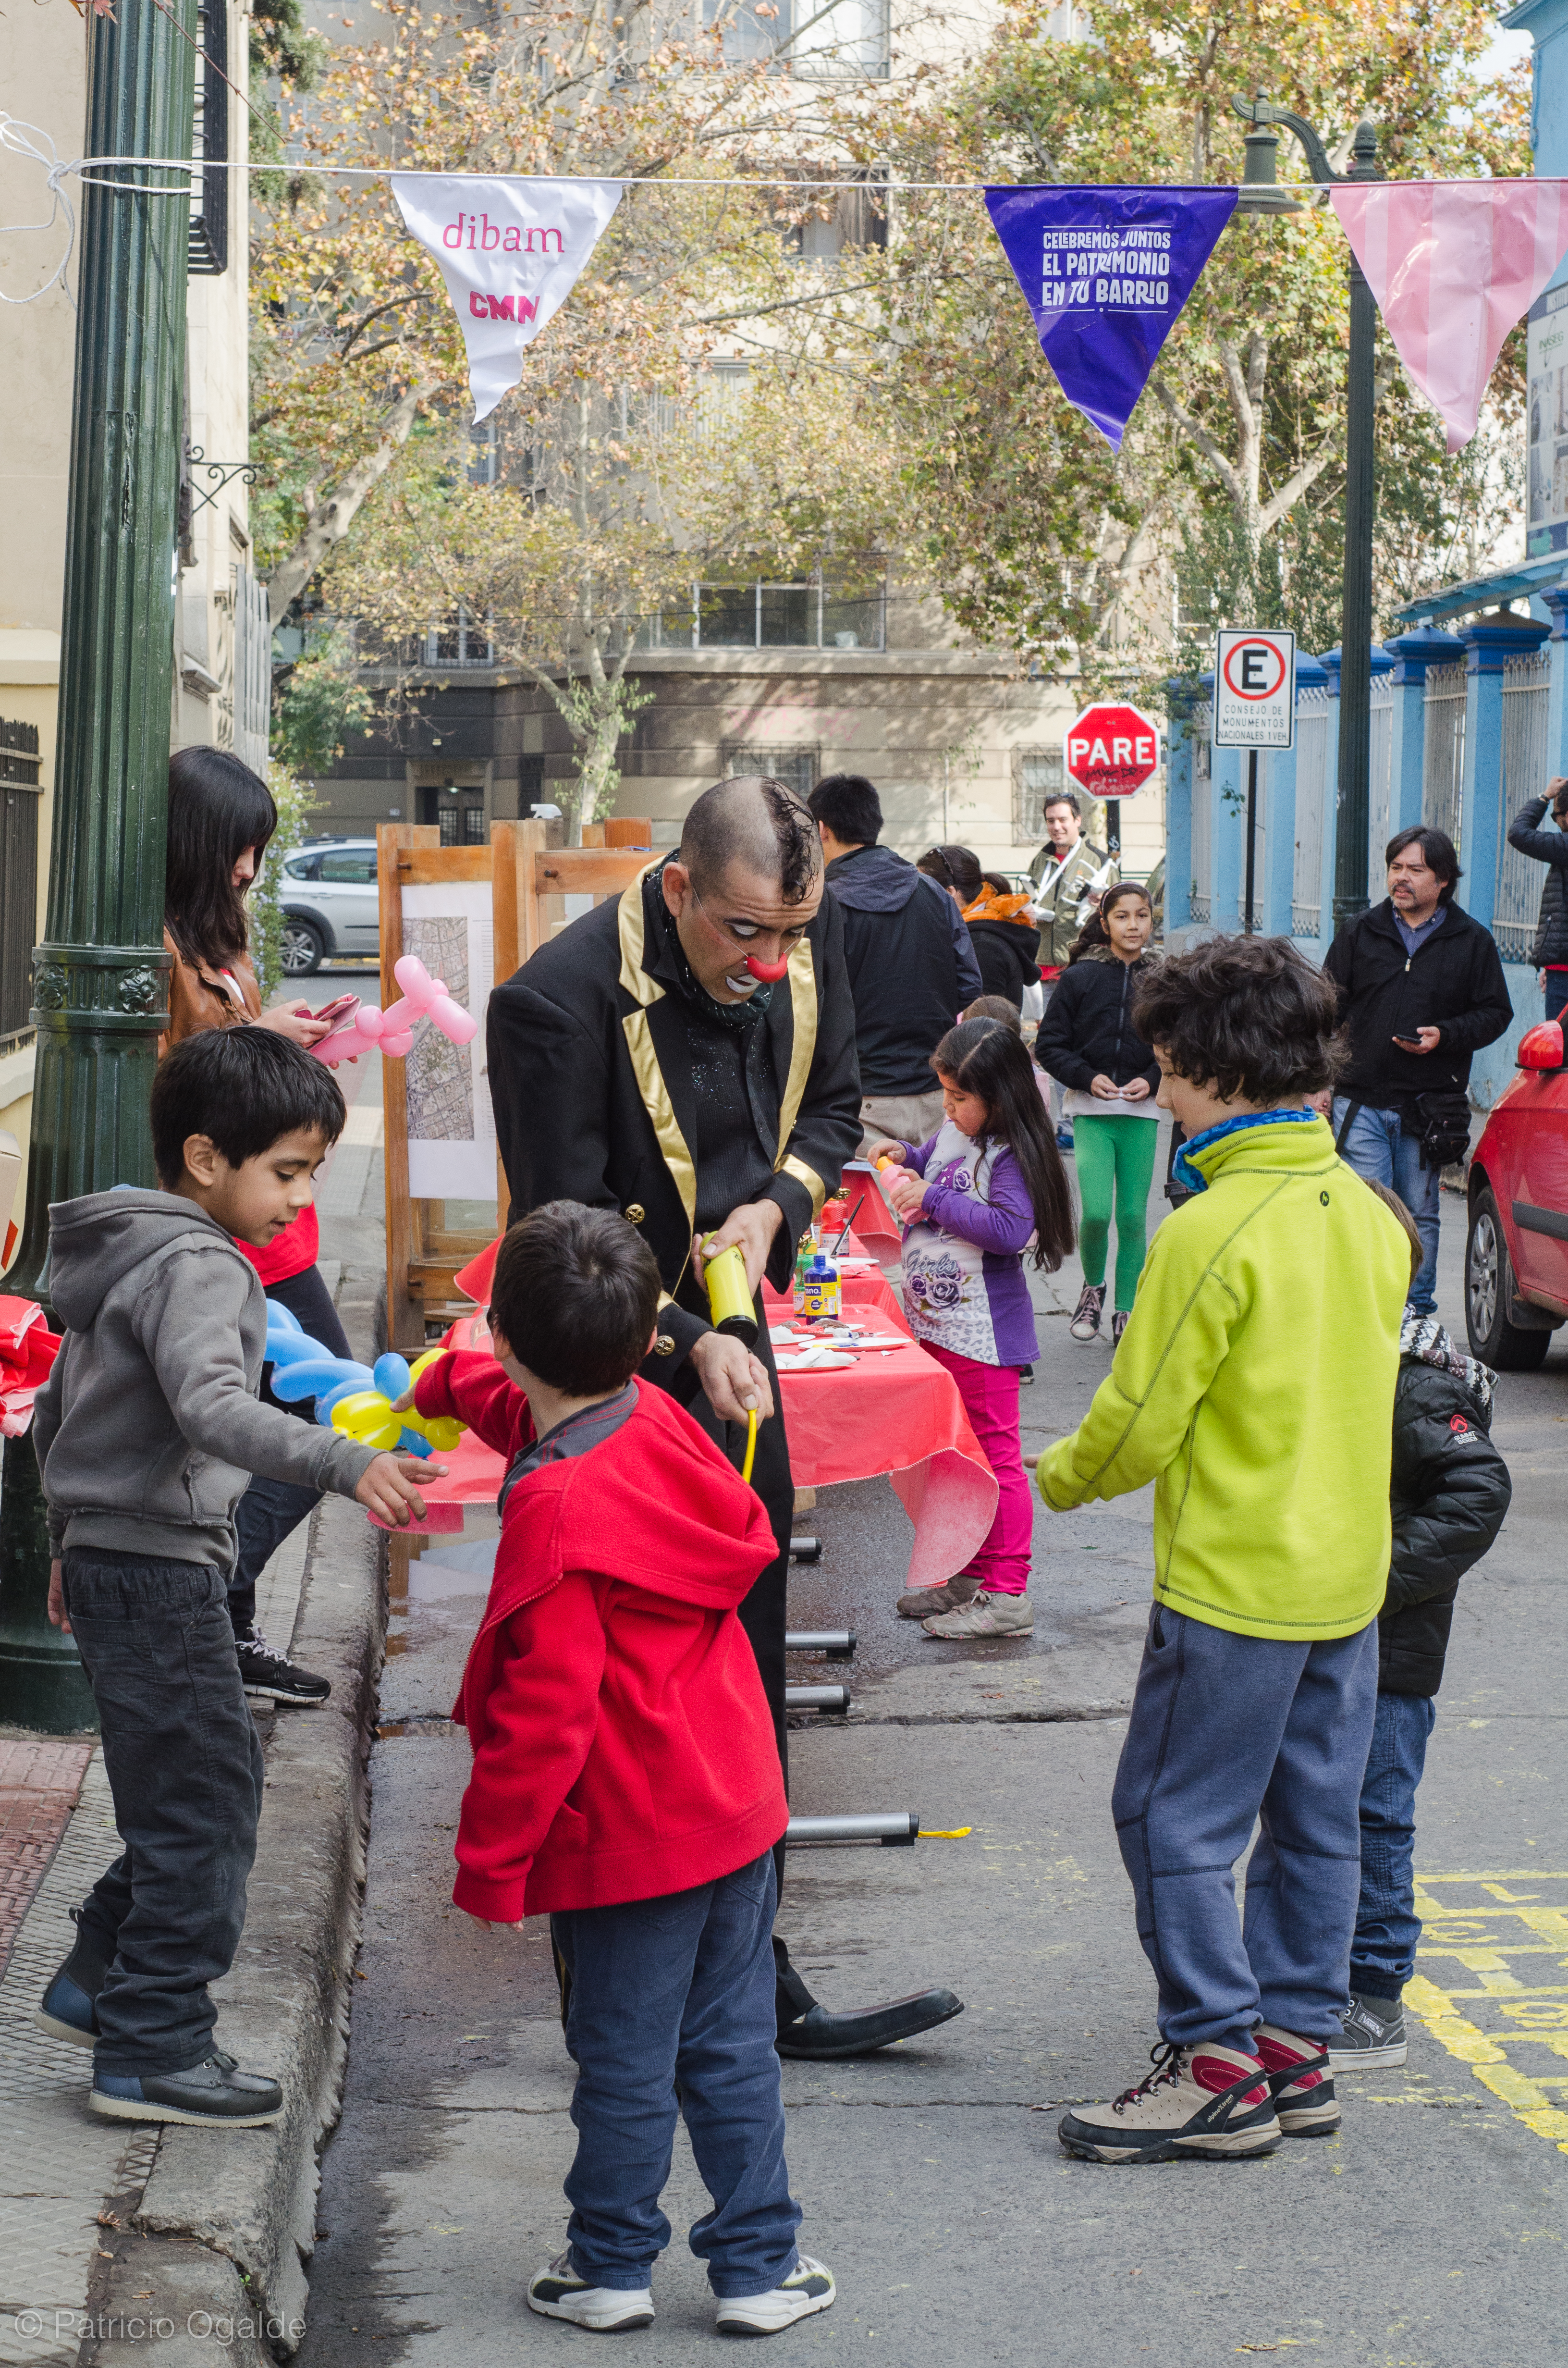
left=380, top=815, right=656, bottom=1351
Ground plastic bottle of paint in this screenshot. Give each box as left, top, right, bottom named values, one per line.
left=800, top=1252, right=840, bottom=1324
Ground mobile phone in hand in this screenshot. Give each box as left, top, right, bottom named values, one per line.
left=313, top=992, right=361, bottom=1028
left=1392, top=1033, right=1424, bottom=1049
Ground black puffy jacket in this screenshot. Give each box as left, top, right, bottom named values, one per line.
left=1381, top=1323, right=1511, bottom=1696
left=1034, top=948, right=1161, bottom=1094
left=1507, top=797, right=1568, bottom=968
left=967, top=915, right=1042, bottom=1009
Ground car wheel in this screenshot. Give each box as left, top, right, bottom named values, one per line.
left=280, top=918, right=325, bottom=977
left=1466, top=1185, right=1550, bottom=1369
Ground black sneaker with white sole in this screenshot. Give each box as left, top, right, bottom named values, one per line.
left=1330, top=1991, right=1407, bottom=2069
left=91, top=2048, right=282, bottom=2126
left=234, top=1626, right=331, bottom=1705
left=716, top=2257, right=835, bottom=2337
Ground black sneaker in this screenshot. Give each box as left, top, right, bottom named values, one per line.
left=34, top=1906, right=107, bottom=2050
left=1330, top=1991, right=1407, bottom=2069
left=91, top=2049, right=283, bottom=2126
left=234, top=1626, right=331, bottom=1706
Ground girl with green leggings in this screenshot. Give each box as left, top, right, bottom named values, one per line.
left=1034, top=883, right=1161, bottom=1346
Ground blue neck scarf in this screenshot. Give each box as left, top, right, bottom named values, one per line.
left=1173, top=1107, right=1318, bottom=1194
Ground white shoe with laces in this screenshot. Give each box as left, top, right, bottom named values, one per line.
left=527, top=2250, right=654, bottom=2331
left=715, top=2256, right=835, bottom=2337
left=1069, top=1283, right=1105, bottom=1342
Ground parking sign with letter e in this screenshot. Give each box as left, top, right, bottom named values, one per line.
left=1213, top=629, right=1296, bottom=749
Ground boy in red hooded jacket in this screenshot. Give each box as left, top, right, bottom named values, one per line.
left=403, top=1200, right=836, bottom=2339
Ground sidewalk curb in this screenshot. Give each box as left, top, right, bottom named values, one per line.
left=84, top=1495, right=384, bottom=2365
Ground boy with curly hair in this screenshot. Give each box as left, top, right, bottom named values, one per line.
left=1038, top=935, right=1412, bottom=2165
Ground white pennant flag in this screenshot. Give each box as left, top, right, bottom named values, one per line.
left=392, top=175, right=623, bottom=423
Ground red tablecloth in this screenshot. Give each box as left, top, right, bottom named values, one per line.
left=391, top=1244, right=998, bottom=1590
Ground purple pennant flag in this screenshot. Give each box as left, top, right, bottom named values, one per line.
left=984, top=184, right=1239, bottom=451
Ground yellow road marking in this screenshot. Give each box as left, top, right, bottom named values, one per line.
left=1402, top=1873, right=1568, bottom=2153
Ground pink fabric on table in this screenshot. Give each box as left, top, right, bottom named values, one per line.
left=1331, top=180, right=1568, bottom=455
left=919, top=1341, right=1032, bottom=1596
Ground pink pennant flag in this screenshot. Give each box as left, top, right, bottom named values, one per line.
left=1330, top=180, right=1568, bottom=454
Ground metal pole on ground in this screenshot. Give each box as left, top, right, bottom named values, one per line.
left=0, top=0, right=195, bottom=1729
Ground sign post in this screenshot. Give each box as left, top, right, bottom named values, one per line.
left=1062, top=701, right=1162, bottom=862
left=1213, top=629, right=1296, bottom=935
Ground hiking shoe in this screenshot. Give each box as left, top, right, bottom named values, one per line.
left=91, top=2049, right=282, bottom=2127
left=1069, top=1283, right=1105, bottom=1342
left=716, top=2257, right=835, bottom=2337
left=1110, top=1310, right=1129, bottom=1346
left=527, top=2251, right=654, bottom=2331
left=34, top=1907, right=106, bottom=2051
left=922, top=1591, right=1033, bottom=1639
left=1330, top=1991, right=1407, bottom=2070
left=897, top=1573, right=980, bottom=1620
left=1057, top=2040, right=1281, bottom=2164
left=1254, top=2024, right=1340, bottom=2136
left=1056, top=1125, right=1075, bottom=1152
left=234, top=1626, right=331, bottom=1706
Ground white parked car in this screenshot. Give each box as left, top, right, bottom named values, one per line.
left=277, top=838, right=380, bottom=974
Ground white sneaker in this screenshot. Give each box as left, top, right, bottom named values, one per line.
left=715, top=2255, right=836, bottom=2336
left=921, top=1590, right=1033, bottom=1639
left=527, top=2250, right=654, bottom=2331
left=1069, top=1283, right=1105, bottom=1341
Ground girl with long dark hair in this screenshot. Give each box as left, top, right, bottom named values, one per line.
left=1035, top=880, right=1160, bottom=1347
left=869, top=1016, right=1074, bottom=1640
left=161, top=747, right=342, bottom=1707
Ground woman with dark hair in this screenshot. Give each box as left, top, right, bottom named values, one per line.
left=161, top=745, right=343, bottom=1707
left=1036, top=882, right=1162, bottom=1347
left=869, top=1015, right=1075, bottom=1640
left=915, top=843, right=983, bottom=909
left=960, top=870, right=1042, bottom=1010
left=1507, top=772, right=1568, bottom=1020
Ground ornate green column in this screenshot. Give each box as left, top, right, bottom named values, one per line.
left=0, top=0, right=195, bottom=1728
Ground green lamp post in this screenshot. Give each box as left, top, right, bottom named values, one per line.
left=1230, top=93, right=1382, bottom=934
left=0, top=0, right=194, bottom=1729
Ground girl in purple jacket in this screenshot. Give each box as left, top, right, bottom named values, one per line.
left=869, top=1018, right=1075, bottom=1640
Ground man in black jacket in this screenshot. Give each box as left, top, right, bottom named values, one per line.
left=808, top=773, right=982, bottom=1150
left=1323, top=825, right=1513, bottom=1316
left=1332, top=1212, right=1511, bottom=2071
left=1507, top=775, right=1568, bottom=1020
left=487, top=774, right=962, bottom=2060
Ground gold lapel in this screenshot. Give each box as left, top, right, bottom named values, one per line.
left=773, top=935, right=824, bottom=1215
left=617, top=864, right=697, bottom=1225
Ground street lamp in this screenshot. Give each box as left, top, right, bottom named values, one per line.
left=1230, top=94, right=1381, bottom=934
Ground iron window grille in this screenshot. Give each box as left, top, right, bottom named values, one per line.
left=189, top=0, right=229, bottom=276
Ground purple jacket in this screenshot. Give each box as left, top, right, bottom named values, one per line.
left=899, top=1130, right=1039, bottom=1367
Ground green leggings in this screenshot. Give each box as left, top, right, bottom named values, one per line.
left=1075, top=1113, right=1160, bottom=1311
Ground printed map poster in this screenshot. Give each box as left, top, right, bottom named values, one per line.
left=400, top=881, right=497, bottom=1200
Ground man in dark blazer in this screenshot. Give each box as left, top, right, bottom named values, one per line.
left=488, top=775, right=963, bottom=2058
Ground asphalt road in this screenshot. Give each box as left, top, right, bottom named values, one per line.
left=298, top=1153, right=1568, bottom=2367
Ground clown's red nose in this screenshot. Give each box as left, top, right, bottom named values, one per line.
left=744, top=952, right=791, bottom=982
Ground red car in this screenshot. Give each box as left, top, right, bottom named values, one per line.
left=1466, top=1018, right=1568, bottom=1369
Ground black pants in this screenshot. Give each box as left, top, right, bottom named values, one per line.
left=669, top=1296, right=813, bottom=2015
left=61, top=1550, right=264, bottom=2075
left=228, top=1263, right=351, bottom=1633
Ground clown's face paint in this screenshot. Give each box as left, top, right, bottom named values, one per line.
left=662, top=862, right=822, bottom=1004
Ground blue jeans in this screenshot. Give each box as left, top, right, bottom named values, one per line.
left=1545, top=974, right=1568, bottom=1025
left=1350, top=1691, right=1437, bottom=2001
left=1113, top=1606, right=1380, bottom=2050
left=61, top=1551, right=264, bottom=2075
left=1332, top=1097, right=1442, bottom=1315
left=551, top=1852, right=801, bottom=2298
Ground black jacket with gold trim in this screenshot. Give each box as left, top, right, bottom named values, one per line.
left=487, top=866, right=863, bottom=1379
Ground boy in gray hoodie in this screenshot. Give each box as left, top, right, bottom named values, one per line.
left=32, top=1028, right=436, bottom=2128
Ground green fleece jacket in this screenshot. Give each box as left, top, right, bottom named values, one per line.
left=1037, top=1114, right=1410, bottom=1640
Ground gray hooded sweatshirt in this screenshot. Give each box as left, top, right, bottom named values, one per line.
left=32, top=1188, right=379, bottom=1569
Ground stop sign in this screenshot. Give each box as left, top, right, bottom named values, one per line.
left=1063, top=702, right=1161, bottom=800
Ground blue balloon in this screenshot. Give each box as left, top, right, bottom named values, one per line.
left=270, top=1357, right=368, bottom=1404
left=374, top=1352, right=412, bottom=1401
left=265, top=1329, right=324, bottom=1369
left=264, top=1299, right=305, bottom=1333
left=397, top=1426, right=433, bottom=1458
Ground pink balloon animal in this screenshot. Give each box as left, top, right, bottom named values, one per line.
left=310, top=955, right=480, bottom=1065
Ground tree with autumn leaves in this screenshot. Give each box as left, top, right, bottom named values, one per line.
left=250, top=0, right=1530, bottom=819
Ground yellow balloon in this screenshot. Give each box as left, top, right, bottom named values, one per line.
left=331, top=1391, right=402, bottom=1450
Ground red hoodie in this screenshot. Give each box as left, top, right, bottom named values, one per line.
left=414, top=1353, right=787, bottom=1924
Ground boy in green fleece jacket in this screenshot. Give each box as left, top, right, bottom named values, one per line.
left=1039, top=935, right=1411, bottom=2166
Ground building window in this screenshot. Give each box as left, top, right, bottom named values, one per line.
left=189, top=0, right=229, bottom=276
left=519, top=756, right=546, bottom=812
left=1015, top=749, right=1065, bottom=843
left=725, top=744, right=819, bottom=799
left=426, top=613, right=493, bottom=666
left=703, top=0, right=889, bottom=75
left=640, top=576, right=886, bottom=653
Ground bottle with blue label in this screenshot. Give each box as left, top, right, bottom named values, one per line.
left=799, top=1251, right=840, bottom=1323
